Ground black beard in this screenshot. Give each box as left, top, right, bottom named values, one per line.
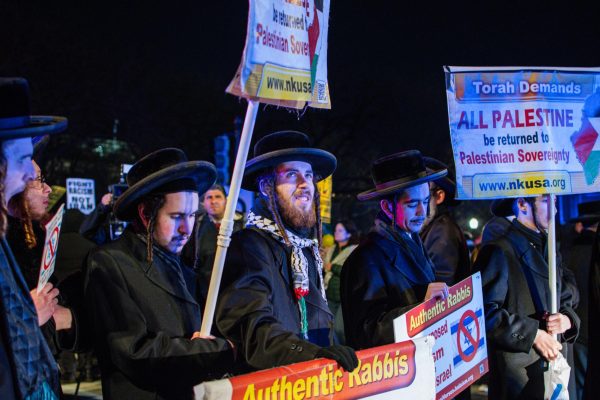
left=276, top=192, right=317, bottom=230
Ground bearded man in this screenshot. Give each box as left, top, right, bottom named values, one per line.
left=215, top=131, right=358, bottom=373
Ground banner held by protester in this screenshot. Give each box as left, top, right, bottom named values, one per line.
left=394, top=272, right=488, bottom=400
left=226, top=0, right=331, bottom=109
left=445, top=66, right=600, bottom=200
left=37, top=204, right=65, bottom=293
left=194, top=337, right=436, bottom=400
left=201, top=0, right=332, bottom=335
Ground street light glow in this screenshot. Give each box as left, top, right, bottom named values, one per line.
left=469, top=218, right=479, bottom=230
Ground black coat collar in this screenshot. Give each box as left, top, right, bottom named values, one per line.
left=120, top=229, right=198, bottom=306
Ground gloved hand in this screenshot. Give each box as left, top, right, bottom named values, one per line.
left=315, top=345, right=359, bottom=371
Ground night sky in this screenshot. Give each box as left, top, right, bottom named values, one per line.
left=2, top=1, right=599, bottom=230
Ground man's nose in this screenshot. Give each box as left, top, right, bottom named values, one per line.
left=179, top=218, right=193, bottom=235
left=297, top=174, right=309, bottom=188
left=416, top=202, right=425, bottom=215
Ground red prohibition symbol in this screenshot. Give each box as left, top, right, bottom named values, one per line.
left=456, top=309, right=480, bottom=362
left=42, top=226, right=60, bottom=270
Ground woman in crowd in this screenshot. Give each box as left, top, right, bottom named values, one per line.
left=324, top=220, right=359, bottom=344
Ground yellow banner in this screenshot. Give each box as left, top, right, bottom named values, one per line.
left=317, top=175, right=332, bottom=224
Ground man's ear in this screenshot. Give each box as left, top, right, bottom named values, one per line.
left=435, top=189, right=446, bottom=205
left=258, top=178, right=269, bottom=197
left=380, top=199, right=393, bottom=219
left=516, top=197, right=528, bottom=215
left=137, top=203, right=149, bottom=228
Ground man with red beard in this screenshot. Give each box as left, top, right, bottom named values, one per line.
left=216, top=131, right=358, bottom=373
left=341, top=151, right=450, bottom=350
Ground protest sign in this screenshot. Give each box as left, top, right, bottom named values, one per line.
left=37, top=204, right=65, bottom=293
left=66, top=177, right=95, bottom=215
left=226, top=0, right=331, bottom=109
left=394, top=273, right=488, bottom=400
left=202, top=0, right=332, bottom=336
left=445, top=66, right=600, bottom=199
left=194, top=336, right=436, bottom=400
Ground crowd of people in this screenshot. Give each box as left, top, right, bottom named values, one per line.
left=0, top=76, right=598, bottom=400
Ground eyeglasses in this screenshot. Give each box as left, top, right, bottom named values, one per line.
left=29, top=174, right=46, bottom=189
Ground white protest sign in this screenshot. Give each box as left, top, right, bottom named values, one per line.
left=445, top=66, right=600, bottom=199
left=37, top=204, right=65, bottom=293
left=66, top=177, right=96, bottom=215
left=226, top=0, right=331, bottom=109
left=394, top=273, right=488, bottom=400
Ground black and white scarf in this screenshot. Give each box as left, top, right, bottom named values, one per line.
left=247, top=210, right=326, bottom=338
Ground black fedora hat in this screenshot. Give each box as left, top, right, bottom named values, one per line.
left=242, top=130, right=337, bottom=191
left=0, top=77, right=67, bottom=139
left=423, top=156, right=460, bottom=205
left=114, top=148, right=217, bottom=221
left=358, top=150, right=447, bottom=201
left=569, top=199, right=600, bottom=224
left=490, top=198, right=516, bottom=217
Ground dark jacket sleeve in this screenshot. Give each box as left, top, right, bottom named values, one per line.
left=85, top=249, right=233, bottom=387
left=215, top=231, right=321, bottom=370
left=475, top=243, right=539, bottom=353
left=341, top=246, right=418, bottom=350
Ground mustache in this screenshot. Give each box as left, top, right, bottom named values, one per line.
left=293, top=190, right=313, bottom=197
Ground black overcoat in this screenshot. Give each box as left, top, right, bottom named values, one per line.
left=474, top=221, right=579, bottom=400
left=340, top=230, right=436, bottom=350
left=420, top=210, right=471, bottom=285
left=84, top=229, right=233, bottom=400
left=215, top=227, right=334, bottom=373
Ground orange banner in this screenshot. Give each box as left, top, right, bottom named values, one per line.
left=195, top=337, right=436, bottom=400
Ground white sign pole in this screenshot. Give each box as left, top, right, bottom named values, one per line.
left=547, top=194, right=558, bottom=338
left=200, top=99, right=259, bottom=336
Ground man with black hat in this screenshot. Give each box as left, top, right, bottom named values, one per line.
left=420, top=157, right=471, bottom=286
left=0, top=77, right=66, bottom=399
left=565, top=200, right=600, bottom=399
left=340, top=150, right=450, bottom=350
left=473, top=196, right=579, bottom=399
left=215, top=131, right=358, bottom=373
left=84, top=148, right=234, bottom=400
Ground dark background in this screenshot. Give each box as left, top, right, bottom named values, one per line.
left=2, top=1, right=599, bottom=235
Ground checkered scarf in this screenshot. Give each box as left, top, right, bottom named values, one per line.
left=247, top=211, right=326, bottom=338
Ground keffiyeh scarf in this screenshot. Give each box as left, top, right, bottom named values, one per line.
left=247, top=211, right=326, bottom=339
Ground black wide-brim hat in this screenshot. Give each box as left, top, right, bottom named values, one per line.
left=0, top=77, right=67, bottom=139
left=242, top=130, right=337, bottom=191
left=358, top=150, right=447, bottom=201
left=114, top=148, right=217, bottom=221
left=490, top=198, right=516, bottom=217
left=569, top=199, right=600, bottom=224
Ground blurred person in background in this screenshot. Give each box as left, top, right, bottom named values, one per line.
left=182, top=184, right=244, bottom=303
left=420, top=156, right=470, bottom=286
left=323, top=220, right=359, bottom=344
